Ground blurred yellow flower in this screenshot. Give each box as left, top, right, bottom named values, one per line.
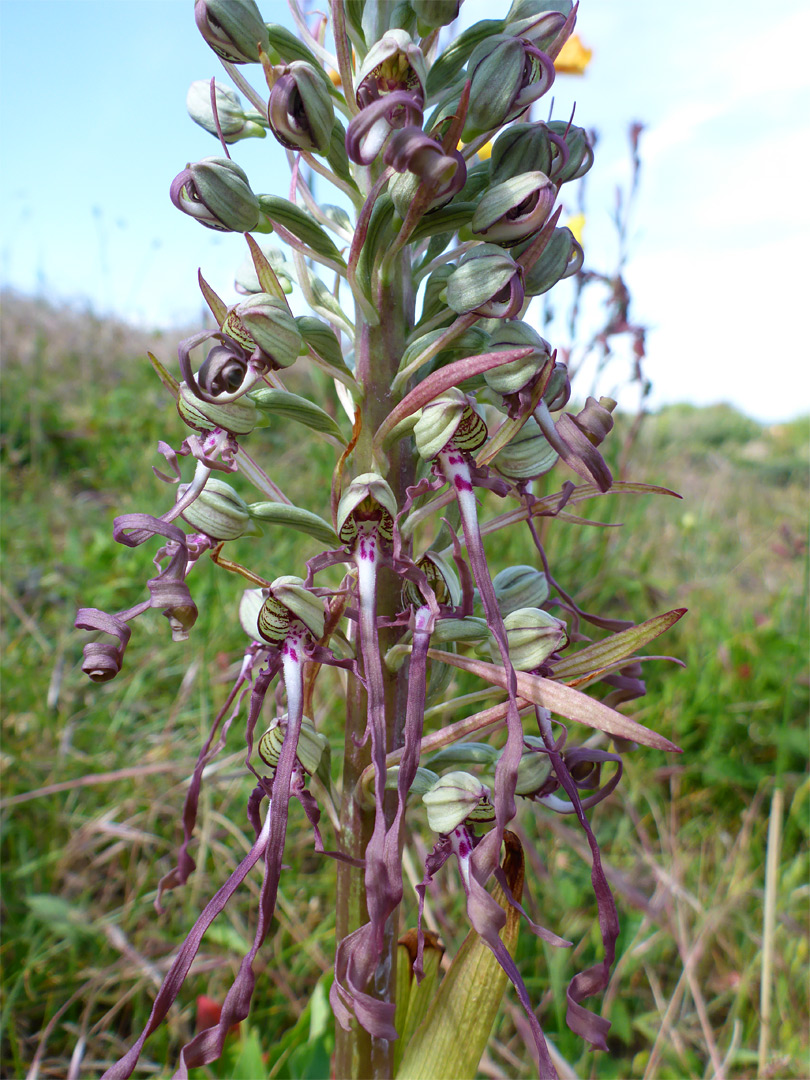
left=328, top=68, right=342, bottom=88
left=476, top=140, right=493, bottom=161
left=554, top=34, right=592, bottom=75
left=565, top=213, right=586, bottom=245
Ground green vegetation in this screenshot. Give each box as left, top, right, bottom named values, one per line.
left=1, top=292, right=807, bottom=1078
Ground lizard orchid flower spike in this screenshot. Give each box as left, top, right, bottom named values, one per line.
left=76, top=5, right=686, bottom=1078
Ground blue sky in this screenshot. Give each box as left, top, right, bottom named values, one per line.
left=2, top=0, right=808, bottom=422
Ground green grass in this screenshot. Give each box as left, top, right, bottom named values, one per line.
left=1, top=292, right=808, bottom=1079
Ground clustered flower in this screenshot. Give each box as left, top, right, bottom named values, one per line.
left=76, top=3, right=683, bottom=1078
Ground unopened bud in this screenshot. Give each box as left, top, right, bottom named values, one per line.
left=446, top=244, right=524, bottom=319
left=194, top=0, right=270, bottom=64
left=483, top=320, right=551, bottom=395
left=411, top=0, right=460, bottom=30
left=463, top=35, right=555, bottom=139
left=492, top=415, right=557, bottom=480
left=489, top=122, right=556, bottom=183
left=515, top=744, right=554, bottom=796
left=170, top=157, right=261, bottom=233
left=492, top=565, right=549, bottom=616
left=179, top=479, right=261, bottom=540
left=547, top=121, right=595, bottom=184
left=231, top=294, right=303, bottom=367
left=543, top=361, right=571, bottom=410
left=186, top=80, right=266, bottom=143
left=492, top=606, right=567, bottom=670
left=521, top=226, right=583, bottom=296
left=268, top=62, right=335, bottom=154
left=422, top=771, right=495, bottom=833
left=472, top=172, right=556, bottom=245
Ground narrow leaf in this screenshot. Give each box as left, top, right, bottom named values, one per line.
left=425, top=648, right=682, bottom=752
left=148, top=352, right=179, bottom=398
left=245, top=233, right=287, bottom=299
left=197, top=270, right=228, bottom=326
left=396, top=835, right=522, bottom=1080
left=552, top=609, right=687, bottom=681
left=376, top=347, right=534, bottom=448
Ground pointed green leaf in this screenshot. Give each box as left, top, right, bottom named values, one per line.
left=148, top=351, right=179, bottom=398
left=249, top=388, right=347, bottom=443
left=197, top=270, right=228, bottom=325
left=425, top=648, right=682, bottom=752
left=396, top=835, right=523, bottom=1080
left=247, top=502, right=339, bottom=546
left=551, top=608, right=688, bottom=682
left=245, top=233, right=287, bottom=299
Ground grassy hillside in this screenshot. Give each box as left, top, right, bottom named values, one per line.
left=1, top=292, right=807, bottom=1079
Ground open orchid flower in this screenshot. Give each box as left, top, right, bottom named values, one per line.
left=75, top=6, right=686, bottom=1078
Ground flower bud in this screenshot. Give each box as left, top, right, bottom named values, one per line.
left=422, top=771, right=495, bottom=833
left=515, top=745, right=554, bottom=796
left=492, top=565, right=549, bottom=616
left=170, top=157, right=261, bottom=233
left=414, top=389, right=487, bottom=460
left=492, top=415, right=557, bottom=480
left=268, top=62, right=335, bottom=154
left=505, top=2, right=570, bottom=50
left=411, top=0, right=460, bottom=30
left=230, top=294, right=303, bottom=368
left=194, top=0, right=270, bottom=64
left=463, top=35, right=555, bottom=140
left=543, top=361, right=571, bottom=411
left=257, top=575, right=325, bottom=644
left=355, top=30, right=427, bottom=109
left=403, top=550, right=461, bottom=607
left=258, top=714, right=328, bottom=776
left=337, top=473, right=397, bottom=545
left=547, top=121, right=595, bottom=183
left=471, top=172, right=556, bottom=245
left=483, top=321, right=551, bottom=395
left=445, top=244, right=524, bottom=319
left=491, top=606, right=567, bottom=670
left=521, top=226, right=583, bottom=296
left=489, top=122, right=557, bottom=183
left=177, top=380, right=259, bottom=435
left=178, top=479, right=261, bottom=541
left=186, top=80, right=267, bottom=143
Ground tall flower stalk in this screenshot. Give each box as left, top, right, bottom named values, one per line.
left=76, top=3, right=684, bottom=1077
